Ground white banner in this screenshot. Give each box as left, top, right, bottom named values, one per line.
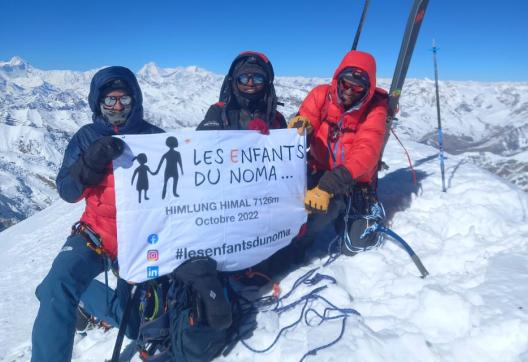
left=113, top=129, right=307, bottom=283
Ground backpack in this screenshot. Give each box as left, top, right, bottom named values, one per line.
left=135, top=257, right=240, bottom=362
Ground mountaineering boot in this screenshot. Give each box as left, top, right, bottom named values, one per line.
left=75, top=306, right=112, bottom=334
left=342, top=218, right=379, bottom=256
left=75, top=306, right=91, bottom=333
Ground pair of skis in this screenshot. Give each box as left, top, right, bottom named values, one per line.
left=352, top=0, right=430, bottom=276
left=352, top=0, right=430, bottom=156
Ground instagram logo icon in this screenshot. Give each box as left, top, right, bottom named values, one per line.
left=147, top=250, right=159, bottom=261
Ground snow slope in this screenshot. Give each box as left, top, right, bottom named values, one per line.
left=1, top=137, right=527, bottom=362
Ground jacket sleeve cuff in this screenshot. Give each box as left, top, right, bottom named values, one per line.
left=318, top=166, right=355, bottom=195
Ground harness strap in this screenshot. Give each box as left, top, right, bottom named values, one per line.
left=324, top=118, right=356, bottom=167
left=324, top=119, right=357, bottom=134
left=71, top=221, right=114, bottom=315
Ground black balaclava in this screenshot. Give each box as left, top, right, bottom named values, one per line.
left=217, top=52, right=277, bottom=129
left=231, top=58, right=269, bottom=107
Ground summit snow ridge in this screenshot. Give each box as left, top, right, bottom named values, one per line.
left=0, top=58, right=527, bottom=230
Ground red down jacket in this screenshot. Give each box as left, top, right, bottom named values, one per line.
left=299, top=50, right=388, bottom=184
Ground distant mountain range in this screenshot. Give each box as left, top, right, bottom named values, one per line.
left=1, top=56, right=526, bottom=231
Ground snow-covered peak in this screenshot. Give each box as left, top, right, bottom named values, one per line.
left=8, top=56, right=27, bottom=66
left=138, top=61, right=162, bottom=79
left=138, top=62, right=215, bottom=82
left=183, top=65, right=211, bottom=75
left=0, top=56, right=95, bottom=90
left=0, top=56, right=30, bottom=77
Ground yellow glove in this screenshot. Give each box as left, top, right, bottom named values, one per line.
left=288, top=115, right=313, bottom=135
left=304, top=186, right=333, bottom=213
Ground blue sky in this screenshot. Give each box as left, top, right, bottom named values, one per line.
left=1, top=0, right=526, bottom=81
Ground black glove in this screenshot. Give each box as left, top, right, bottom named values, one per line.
left=318, top=166, right=355, bottom=195
left=70, top=136, right=125, bottom=186
left=173, top=257, right=232, bottom=330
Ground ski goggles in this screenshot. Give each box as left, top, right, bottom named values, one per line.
left=340, top=79, right=366, bottom=93
left=236, top=73, right=267, bottom=85
left=101, top=95, right=133, bottom=107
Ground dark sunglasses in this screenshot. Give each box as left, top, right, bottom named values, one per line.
left=237, top=73, right=267, bottom=85
left=102, top=95, right=132, bottom=107
left=340, top=79, right=366, bottom=93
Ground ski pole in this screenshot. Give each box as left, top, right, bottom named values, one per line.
left=432, top=40, right=447, bottom=192
left=351, top=0, right=370, bottom=50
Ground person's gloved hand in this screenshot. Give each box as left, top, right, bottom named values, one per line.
left=85, top=136, right=125, bottom=169
left=288, top=115, right=313, bottom=135
left=318, top=167, right=355, bottom=195
left=71, top=136, right=125, bottom=186
left=304, top=186, right=333, bottom=213
left=247, top=118, right=270, bottom=135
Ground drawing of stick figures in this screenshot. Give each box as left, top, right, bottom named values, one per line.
left=131, top=153, right=155, bottom=203
left=154, top=136, right=184, bottom=199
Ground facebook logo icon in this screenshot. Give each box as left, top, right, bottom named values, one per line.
left=147, top=266, right=159, bottom=279
left=147, top=234, right=159, bottom=244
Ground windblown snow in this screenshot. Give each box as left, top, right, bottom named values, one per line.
left=0, top=136, right=527, bottom=361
